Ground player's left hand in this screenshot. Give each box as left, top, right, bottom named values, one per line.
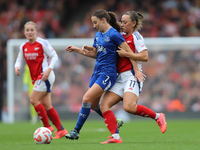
left=41, top=68, right=52, bottom=81
left=135, top=70, right=146, bottom=82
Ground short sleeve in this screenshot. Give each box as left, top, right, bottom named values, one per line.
left=111, top=31, right=125, bottom=46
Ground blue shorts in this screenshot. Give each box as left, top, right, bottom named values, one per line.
left=89, top=74, right=117, bottom=91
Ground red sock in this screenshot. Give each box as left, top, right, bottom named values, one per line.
left=135, top=105, right=156, bottom=119
left=47, top=107, right=62, bottom=131
left=34, top=103, right=49, bottom=127
left=102, top=110, right=118, bottom=135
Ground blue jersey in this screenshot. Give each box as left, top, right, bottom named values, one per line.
left=92, top=27, right=125, bottom=77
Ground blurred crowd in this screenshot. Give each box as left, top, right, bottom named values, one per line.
left=141, top=49, right=200, bottom=112
left=1, top=0, right=200, bottom=43
left=68, top=0, right=200, bottom=38
left=1, top=0, right=200, bottom=116
left=0, top=0, right=81, bottom=45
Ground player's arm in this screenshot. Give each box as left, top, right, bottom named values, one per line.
left=42, top=53, right=57, bottom=81
left=14, top=47, right=24, bottom=76
left=82, top=45, right=97, bottom=58
left=119, top=42, right=146, bottom=82
left=118, top=47, right=148, bottom=62
left=65, top=45, right=97, bottom=59
left=129, top=59, right=146, bottom=82
left=117, top=42, right=148, bottom=62
left=42, top=40, right=58, bottom=81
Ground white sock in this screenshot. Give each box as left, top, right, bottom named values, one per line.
left=155, top=113, right=160, bottom=120
left=112, top=133, right=120, bottom=139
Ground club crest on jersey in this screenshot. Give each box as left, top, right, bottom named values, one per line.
left=104, top=36, right=110, bottom=42
left=34, top=47, right=40, bottom=50
left=24, top=48, right=27, bottom=51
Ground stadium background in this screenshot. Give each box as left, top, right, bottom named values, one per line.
left=1, top=0, right=200, bottom=122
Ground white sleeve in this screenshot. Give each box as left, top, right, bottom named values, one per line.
left=42, top=40, right=58, bottom=69
left=133, top=33, right=147, bottom=53
left=14, top=45, right=24, bottom=68
left=49, top=53, right=58, bottom=69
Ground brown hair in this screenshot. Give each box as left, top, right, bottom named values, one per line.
left=92, top=9, right=121, bottom=32
left=124, top=11, right=144, bottom=30
left=24, top=21, right=37, bottom=30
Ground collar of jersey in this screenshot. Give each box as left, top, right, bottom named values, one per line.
left=102, top=26, right=112, bottom=34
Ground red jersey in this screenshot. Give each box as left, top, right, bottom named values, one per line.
left=15, top=37, right=58, bottom=84
left=117, top=31, right=147, bottom=73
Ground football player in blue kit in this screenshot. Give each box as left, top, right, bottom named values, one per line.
left=65, top=9, right=144, bottom=140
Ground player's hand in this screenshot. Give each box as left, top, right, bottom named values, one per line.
left=134, top=70, right=146, bottom=82
left=65, top=45, right=79, bottom=53
left=82, top=45, right=90, bottom=54
left=82, top=45, right=94, bottom=51
left=41, top=68, right=52, bottom=81
left=117, top=46, right=129, bottom=57
left=15, top=67, right=20, bottom=76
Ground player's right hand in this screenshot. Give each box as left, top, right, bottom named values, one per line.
left=15, top=67, right=20, bottom=76
left=65, top=45, right=78, bottom=53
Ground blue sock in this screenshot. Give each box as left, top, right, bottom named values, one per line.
left=61, top=124, right=64, bottom=130
left=92, top=103, right=103, bottom=118
left=75, top=102, right=91, bottom=133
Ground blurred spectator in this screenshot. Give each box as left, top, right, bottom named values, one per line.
left=67, top=0, right=200, bottom=38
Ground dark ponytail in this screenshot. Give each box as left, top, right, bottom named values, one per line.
left=92, top=9, right=121, bottom=32
left=108, top=11, right=121, bottom=32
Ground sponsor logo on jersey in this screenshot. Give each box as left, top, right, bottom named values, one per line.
left=25, top=53, right=39, bottom=60
left=34, top=47, right=40, bottom=50
left=127, top=41, right=132, bottom=43
left=104, top=36, right=110, bottom=42
left=141, top=44, right=145, bottom=47
left=96, top=44, right=107, bottom=53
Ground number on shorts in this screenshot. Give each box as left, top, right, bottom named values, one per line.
left=105, top=75, right=110, bottom=82
left=129, top=80, right=136, bottom=87
left=36, top=79, right=42, bottom=85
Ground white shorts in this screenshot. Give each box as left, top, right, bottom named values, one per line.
left=109, top=71, right=143, bottom=98
left=33, top=71, right=55, bottom=92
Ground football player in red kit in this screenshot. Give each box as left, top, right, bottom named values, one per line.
left=15, top=21, right=68, bottom=139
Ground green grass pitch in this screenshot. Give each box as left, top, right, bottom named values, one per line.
left=0, top=119, right=199, bottom=150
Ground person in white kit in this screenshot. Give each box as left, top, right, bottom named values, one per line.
left=15, top=21, right=68, bottom=139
